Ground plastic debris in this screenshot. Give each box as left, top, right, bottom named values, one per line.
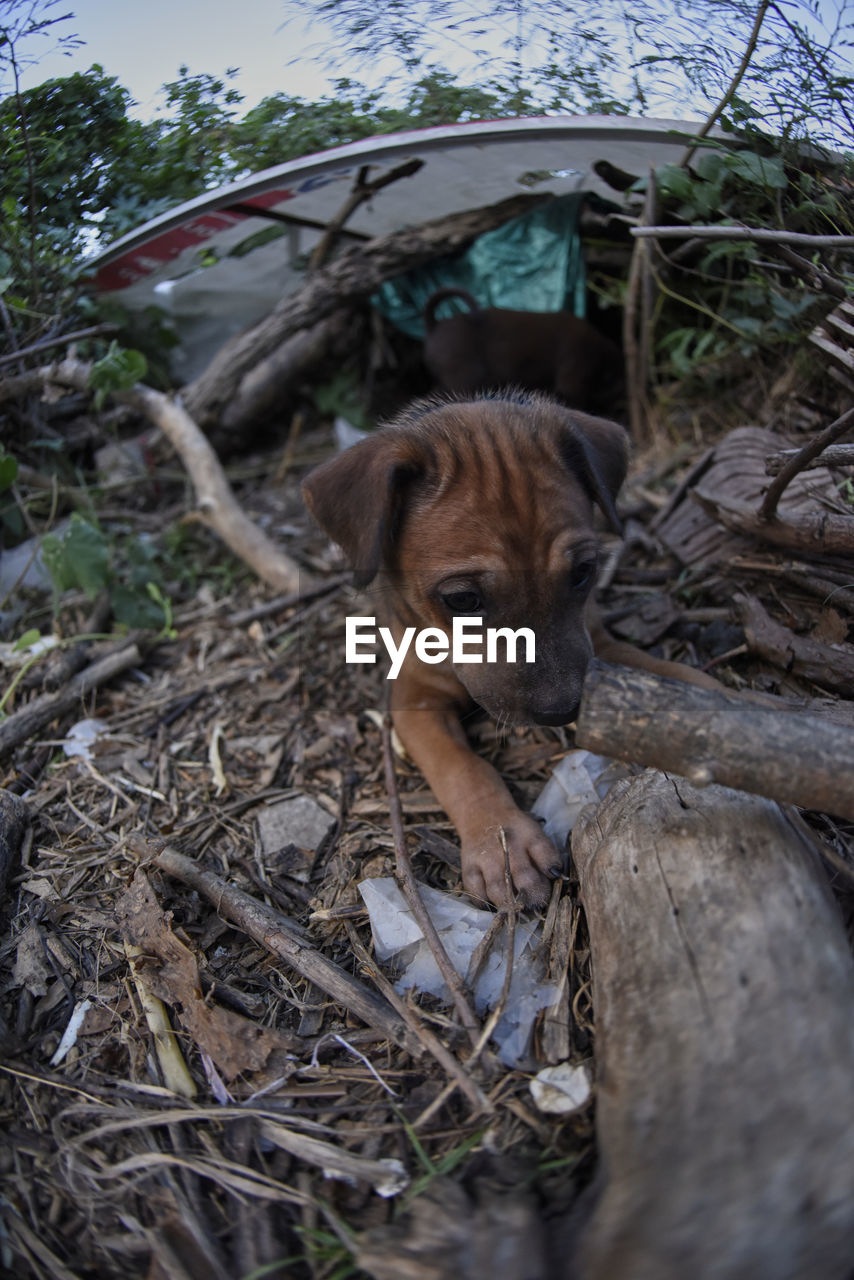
left=359, top=877, right=557, bottom=1066
left=532, top=748, right=626, bottom=850
left=50, top=998, right=93, bottom=1067
left=61, top=718, right=109, bottom=761
left=529, top=1061, right=592, bottom=1114
left=358, top=752, right=626, bottom=1067
left=0, top=530, right=60, bottom=600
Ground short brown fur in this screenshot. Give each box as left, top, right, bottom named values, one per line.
left=303, top=393, right=716, bottom=907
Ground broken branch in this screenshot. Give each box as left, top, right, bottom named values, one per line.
left=0, top=642, right=142, bottom=761
left=759, top=405, right=854, bottom=520
left=381, top=717, right=481, bottom=1047
left=9, top=358, right=304, bottom=594
left=127, top=833, right=424, bottom=1058
left=574, top=659, right=854, bottom=819
left=691, top=488, right=854, bottom=557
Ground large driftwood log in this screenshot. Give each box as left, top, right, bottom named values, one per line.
left=182, top=192, right=549, bottom=428
left=574, top=660, right=854, bottom=819
left=571, top=770, right=854, bottom=1280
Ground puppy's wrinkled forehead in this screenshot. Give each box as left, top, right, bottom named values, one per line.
left=301, top=391, right=628, bottom=586
left=397, top=399, right=598, bottom=566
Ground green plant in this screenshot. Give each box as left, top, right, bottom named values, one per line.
left=628, top=120, right=853, bottom=386
left=40, top=512, right=177, bottom=634
left=0, top=446, right=23, bottom=540
left=88, top=340, right=147, bottom=409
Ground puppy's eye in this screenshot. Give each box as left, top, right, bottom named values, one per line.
left=570, top=561, right=596, bottom=590
left=441, top=589, right=482, bottom=614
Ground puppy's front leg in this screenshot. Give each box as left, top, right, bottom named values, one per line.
left=390, top=660, right=560, bottom=907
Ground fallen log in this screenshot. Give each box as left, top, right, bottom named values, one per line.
left=218, top=309, right=354, bottom=434
left=571, top=770, right=854, bottom=1280
left=574, top=660, right=854, bottom=820
left=691, top=487, right=854, bottom=557
left=735, top=591, right=854, bottom=695
left=182, top=192, right=550, bottom=428
left=765, top=443, right=854, bottom=474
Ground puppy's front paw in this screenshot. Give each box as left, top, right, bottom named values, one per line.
left=461, top=811, right=562, bottom=908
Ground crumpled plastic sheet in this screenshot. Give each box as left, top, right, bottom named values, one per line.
left=359, top=877, right=556, bottom=1067
left=359, top=750, right=624, bottom=1067
left=532, top=749, right=628, bottom=852
left=61, top=718, right=109, bottom=761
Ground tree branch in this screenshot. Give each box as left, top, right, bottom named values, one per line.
left=679, top=0, right=772, bottom=168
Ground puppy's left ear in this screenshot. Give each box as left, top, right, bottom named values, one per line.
left=302, top=432, right=418, bottom=586
left=559, top=411, right=629, bottom=536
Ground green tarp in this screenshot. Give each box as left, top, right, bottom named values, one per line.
left=372, top=191, right=590, bottom=338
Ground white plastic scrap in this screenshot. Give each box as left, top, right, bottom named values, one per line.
left=61, top=718, right=109, bottom=761
left=358, top=877, right=557, bottom=1067
left=529, top=1062, right=592, bottom=1115
left=358, top=753, right=625, bottom=1067
left=49, top=998, right=93, bottom=1067
left=532, top=749, right=625, bottom=849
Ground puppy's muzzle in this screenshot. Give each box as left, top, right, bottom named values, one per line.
left=528, top=699, right=580, bottom=727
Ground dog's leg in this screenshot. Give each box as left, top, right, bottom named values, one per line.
left=390, top=664, right=561, bottom=907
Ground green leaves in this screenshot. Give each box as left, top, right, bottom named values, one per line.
left=42, top=514, right=111, bottom=598
left=723, top=150, right=787, bottom=190
left=88, top=341, right=147, bottom=409
left=39, top=512, right=176, bottom=635
left=0, top=447, right=18, bottom=494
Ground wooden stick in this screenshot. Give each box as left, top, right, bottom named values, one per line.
left=631, top=226, right=854, bottom=247
left=0, top=323, right=118, bottom=367
left=692, top=488, right=854, bottom=557
left=759, top=406, right=854, bottom=521
left=574, top=659, right=854, bottom=821
left=735, top=592, right=854, bottom=695
left=677, top=0, right=771, bottom=168
left=0, top=642, right=142, bottom=760
left=7, top=359, right=304, bottom=594
left=343, top=922, right=491, bottom=1116
left=380, top=717, right=481, bottom=1046
left=309, top=158, right=423, bottom=270
left=765, top=443, right=854, bottom=474
left=127, top=834, right=424, bottom=1059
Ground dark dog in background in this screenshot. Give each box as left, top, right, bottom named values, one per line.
left=303, top=391, right=718, bottom=908
left=422, top=287, right=623, bottom=413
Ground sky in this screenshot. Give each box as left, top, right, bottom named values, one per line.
left=13, top=0, right=343, bottom=114
left=8, top=0, right=852, bottom=136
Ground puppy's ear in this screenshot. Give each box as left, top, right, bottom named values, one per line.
left=302, top=434, right=417, bottom=586
left=558, top=411, right=629, bottom=536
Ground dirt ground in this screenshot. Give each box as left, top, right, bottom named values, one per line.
left=1, top=375, right=853, bottom=1278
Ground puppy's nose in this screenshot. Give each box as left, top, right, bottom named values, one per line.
left=528, top=700, right=579, bottom=727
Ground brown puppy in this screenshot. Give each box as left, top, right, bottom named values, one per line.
left=423, top=287, right=622, bottom=414
left=303, top=392, right=709, bottom=908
